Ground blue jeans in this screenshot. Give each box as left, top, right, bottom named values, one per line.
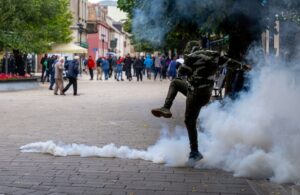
left=103, top=69, right=109, bottom=80
left=49, top=72, right=55, bottom=89
left=154, top=67, right=162, bottom=80
left=116, top=65, right=123, bottom=81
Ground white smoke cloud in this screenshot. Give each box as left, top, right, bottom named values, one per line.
left=197, top=58, right=300, bottom=184
left=20, top=56, right=300, bottom=184
left=132, top=0, right=171, bottom=46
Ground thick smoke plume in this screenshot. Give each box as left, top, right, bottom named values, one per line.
left=20, top=57, right=300, bottom=184
left=198, top=57, right=300, bottom=184
left=20, top=56, right=300, bottom=183
left=132, top=0, right=225, bottom=45
left=131, top=0, right=262, bottom=45
left=20, top=0, right=300, bottom=185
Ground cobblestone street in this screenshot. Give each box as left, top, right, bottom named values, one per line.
left=0, top=76, right=279, bottom=195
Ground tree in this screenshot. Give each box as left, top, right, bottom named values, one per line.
left=0, top=0, right=73, bottom=54
left=118, top=0, right=300, bottom=57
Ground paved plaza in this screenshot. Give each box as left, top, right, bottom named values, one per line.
left=0, top=76, right=294, bottom=195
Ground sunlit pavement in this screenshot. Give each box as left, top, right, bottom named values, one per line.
left=0, top=74, right=289, bottom=195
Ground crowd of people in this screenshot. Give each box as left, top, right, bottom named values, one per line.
left=40, top=51, right=249, bottom=100
left=82, top=53, right=181, bottom=82
left=40, top=54, right=79, bottom=96
left=39, top=52, right=186, bottom=96
left=1, top=51, right=34, bottom=76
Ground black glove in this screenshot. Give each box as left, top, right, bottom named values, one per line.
left=178, top=65, right=192, bottom=77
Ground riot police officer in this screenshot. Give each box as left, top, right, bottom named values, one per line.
left=151, top=41, right=220, bottom=165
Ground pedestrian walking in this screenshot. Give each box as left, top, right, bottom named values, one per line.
left=116, top=57, right=124, bottom=81
left=112, top=56, right=118, bottom=80
left=63, top=56, right=79, bottom=96
left=154, top=54, right=162, bottom=81
left=42, top=55, right=51, bottom=83
left=144, top=54, right=153, bottom=80
left=54, top=57, right=65, bottom=96
left=108, top=55, right=117, bottom=80
left=133, top=56, right=144, bottom=82
left=124, top=54, right=132, bottom=81
left=49, top=55, right=58, bottom=90
left=101, top=57, right=110, bottom=80
left=87, top=56, right=95, bottom=80
left=161, top=55, right=167, bottom=79
left=168, top=56, right=177, bottom=80
left=96, top=57, right=103, bottom=80
left=40, top=54, right=48, bottom=82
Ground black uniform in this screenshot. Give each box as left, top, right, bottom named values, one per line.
left=162, top=44, right=220, bottom=156
left=124, top=56, right=132, bottom=80
left=134, top=58, right=144, bottom=82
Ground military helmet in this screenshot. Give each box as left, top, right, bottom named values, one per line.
left=184, top=41, right=202, bottom=54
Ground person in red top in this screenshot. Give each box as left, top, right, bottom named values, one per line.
left=87, top=56, right=96, bottom=80
left=116, top=57, right=124, bottom=81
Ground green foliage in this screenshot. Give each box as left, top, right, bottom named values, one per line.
left=165, top=22, right=203, bottom=54
left=117, top=0, right=231, bottom=52
left=118, top=0, right=300, bottom=55
left=0, top=0, right=73, bottom=53
left=117, top=0, right=136, bottom=16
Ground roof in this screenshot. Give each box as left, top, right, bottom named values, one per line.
left=98, top=21, right=111, bottom=29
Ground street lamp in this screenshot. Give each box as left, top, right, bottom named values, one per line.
left=77, top=23, right=84, bottom=75
left=101, top=34, right=106, bottom=56
left=77, top=23, right=84, bottom=46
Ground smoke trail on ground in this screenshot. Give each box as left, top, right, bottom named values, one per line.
left=20, top=128, right=190, bottom=167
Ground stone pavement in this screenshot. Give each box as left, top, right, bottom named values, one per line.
left=0, top=75, right=292, bottom=195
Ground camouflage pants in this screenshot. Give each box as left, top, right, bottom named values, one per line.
left=164, top=78, right=211, bottom=152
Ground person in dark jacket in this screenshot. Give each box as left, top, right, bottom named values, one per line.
left=161, top=55, right=167, bottom=79
left=134, top=56, right=144, bottom=82
left=112, top=56, right=118, bottom=80
left=151, top=41, right=221, bottom=166
left=49, top=55, right=58, bottom=90
left=96, top=57, right=103, bottom=80
left=8, top=55, right=15, bottom=74
left=124, top=54, right=132, bottom=81
left=13, top=50, right=25, bottom=76
left=40, top=54, right=48, bottom=82
left=63, top=56, right=79, bottom=96
left=224, top=58, right=252, bottom=99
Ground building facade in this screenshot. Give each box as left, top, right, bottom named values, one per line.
left=69, top=0, right=88, bottom=48
left=106, top=17, right=125, bottom=57
left=87, top=3, right=111, bottom=60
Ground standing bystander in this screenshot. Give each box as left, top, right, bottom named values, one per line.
left=54, top=57, right=65, bottom=96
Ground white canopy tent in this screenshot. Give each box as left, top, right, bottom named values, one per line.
left=49, top=43, right=87, bottom=54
